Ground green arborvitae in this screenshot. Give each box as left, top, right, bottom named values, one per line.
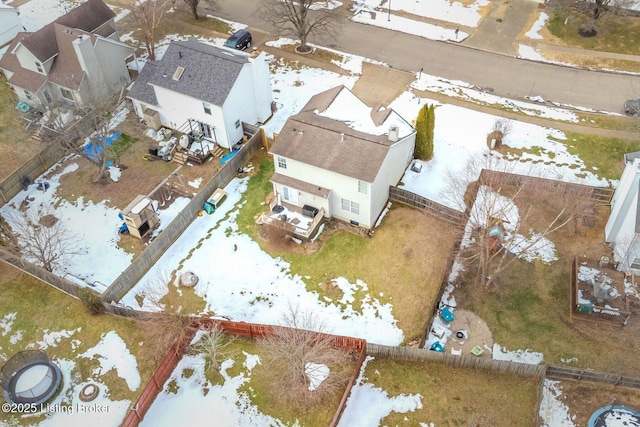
left=414, top=103, right=435, bottom=160
left=426, top=104, right=435, bottom=160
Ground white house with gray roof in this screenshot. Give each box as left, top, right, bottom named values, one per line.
left=269, top=86, right=415, bottom=229
left=605, top=152, right=640, bottom=272
left=127, top=40, right=272, bottom=149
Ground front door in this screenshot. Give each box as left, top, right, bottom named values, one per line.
left=283, top=186, right=298, bottom=205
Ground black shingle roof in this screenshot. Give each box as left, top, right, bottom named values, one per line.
left=128, top=41, right=248, bottom=107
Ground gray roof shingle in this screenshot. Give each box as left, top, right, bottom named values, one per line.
left=128, top=41, right=248, bottom=107
left=270, top=86, right=412, bottom=183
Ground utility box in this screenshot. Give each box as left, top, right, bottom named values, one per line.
left=143, top=108, right=161, bottom=130
left=122, top=195, right=159, bottom=239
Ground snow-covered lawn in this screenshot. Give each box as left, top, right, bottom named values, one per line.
left=1, top=318, right=138, bottom=427
left=353, top=0, right=490, bottom=27
left=121, top=178, right=404, bottom=345
left=525, top=12, right=549, bottom=40
left=352, top=10, right=469, bottom=42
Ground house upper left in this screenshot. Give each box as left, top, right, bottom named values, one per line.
left=0, top=0, right=134, bottom=108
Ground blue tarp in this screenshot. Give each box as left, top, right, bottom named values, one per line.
left=83, top=132, right=121, bottom=162
left=220, top=149, right=239, bottom=164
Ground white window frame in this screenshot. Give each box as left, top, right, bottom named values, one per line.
left=235, top=119, right=241, bottom=129
left=358, top=180, right=368, bottom=194
left=60, top=87, right=73, bottom=101
left=277, top=157, right=287, bottom=169
left=203, top=103, right=212, bottom=115
left=35, top=61, right=44, bottom=74
left=341, top=198, right=359, bottom=215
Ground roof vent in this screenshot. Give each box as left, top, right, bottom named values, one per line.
left=388, top=125, right=399, bottom=142
left=299, top=130, right=304, bottom=136
left=340, top=133, right=344, bottom=142
left=172, top=66, right=185, bottom=81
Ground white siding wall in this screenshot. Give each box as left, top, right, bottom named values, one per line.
left=221, top=68, right=254, bottom=148
left=92, top=39, right=132, bottom=98
left=14, top=44, right=42, bottom=74
left=247, top=52, right=273, bottom=122
left=273, top=156, right=373, bottom=227
left=151, top=85, right=227, bottom=144
left=606, top=160, right=640, bottom=242
left=0, top=8, right=22, bottom=49
left=369, top=133, right=415, bottom=226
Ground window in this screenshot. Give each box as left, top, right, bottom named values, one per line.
left=235, top=119, right=241, bottom=129
left=203, top=103, right=211, bottom=115
left=358, top=180, right=368, bottom=194
left=277, top=157, right=287, bottom=169
left=43, top=90, right=51, bottom=103
left=60, top=87, right=73, bottom=100
left=35, top=61, right=43, bottom=73
left=24, top=90, right=32, bottom=101
left=341, top=198, right=359, bottom=215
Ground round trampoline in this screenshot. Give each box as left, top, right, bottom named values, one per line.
left=1, top=350, right=62, bottom=405
left=589, top=405, right=640, bottom=427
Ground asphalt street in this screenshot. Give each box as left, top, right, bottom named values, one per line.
left=214, top=0, right=640, bottom=114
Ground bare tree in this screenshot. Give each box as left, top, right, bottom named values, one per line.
left=8, top=208, right=85, bottom=273
left=136, top=271, right=196, bottom=362
left=129, top=0, right=174, bottom=60
left=188, top=322, right=236, bottom=372
left=553, top=0, right=637, bottom=35
left=488, top=118, right=512, bottom=149
left=0, top=215, right=19, bottom=254
left=53, top=97, right=126, bottom=182
left=445, top=156, right=575, bottom=288
left=258, top=304, right=351, bottom=408
left=181, top=0, right=218, bottom=21
left=259, top=0, right=343, bottom=53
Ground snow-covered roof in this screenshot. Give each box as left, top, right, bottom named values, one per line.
left=317, top=86, right=414, bottom=139
left=270, top=86, right=415, bottom=182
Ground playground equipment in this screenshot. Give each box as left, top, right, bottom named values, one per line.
left=0, top=350, right=62, bottom=405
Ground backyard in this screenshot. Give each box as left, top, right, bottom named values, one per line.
left=236, top=152, right=461, bottom=344
left=452, top=184, right=640, bottom=377
left=0, top=262, right=164, bottom=426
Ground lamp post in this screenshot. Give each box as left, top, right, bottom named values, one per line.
left=388, top=0, right=391, bottom=21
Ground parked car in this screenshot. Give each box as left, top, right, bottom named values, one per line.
left=224, top=29, right=252, bottom=51
left=625, top=99, right=640, bottom=117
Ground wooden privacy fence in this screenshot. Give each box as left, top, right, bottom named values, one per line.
left=120, top=325, right=198, bottom=427
left=478, top=170, right=614, bottom=202
left=102, top=128, right=266, bottom=303
left=367, top=343, right=548, bottom=377
left=546, top=365, right=640, bottom=389
left=388, top=186, right=467, bottom=225
left=121, top=318, right=367, bottom=427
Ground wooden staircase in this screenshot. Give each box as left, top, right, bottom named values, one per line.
left=172, top=151, right=189, bottom=165
left=211, top=146, right=223, bottom=158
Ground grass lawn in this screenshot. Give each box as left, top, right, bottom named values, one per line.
left=170, top=336, right=354, bottom=425
left=365, top=358, right=540, bottom=426
left=546, top=8, right=640, bottom=55
left=554, top=131, right=640, bottom=180
left=0, top=263, right=163, bottom=425
left=237, top=152, right=460, bottom=344
left=0, top=78, right=45, bottom=181
left=454, top=189, right=640, bottom=377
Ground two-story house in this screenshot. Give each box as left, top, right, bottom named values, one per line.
left=0, top=0, right=134, bottom=108
left=269, top=85, right=415, bottom=230
left=127, top=40, right=273, bottom=149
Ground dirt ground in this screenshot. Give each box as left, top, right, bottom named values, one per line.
left=444, top=309, right=494, bottom=357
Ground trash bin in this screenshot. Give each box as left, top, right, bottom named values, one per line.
left=148, top=146, right=158, bottom=156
